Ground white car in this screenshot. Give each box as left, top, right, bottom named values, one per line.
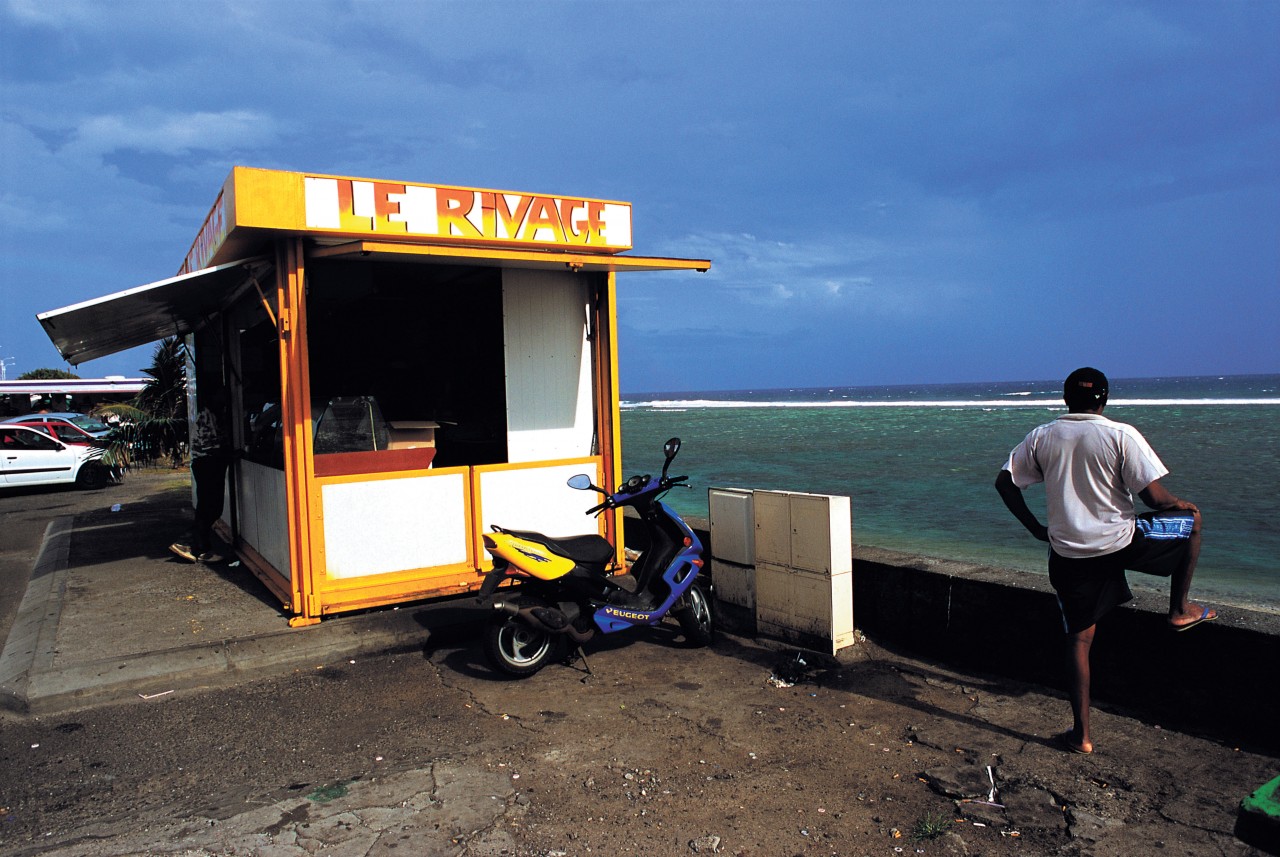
left=0, top=424, right=114, bottom=489
left=2, top=411, right=116, bottom=443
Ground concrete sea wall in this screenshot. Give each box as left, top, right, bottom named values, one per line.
left=848, top=545, right=1280, bottom=754
left=660, top=523, right=1280, bottom=756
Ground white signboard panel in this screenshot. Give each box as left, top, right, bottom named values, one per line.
left=478, top=463, right=602, bottom=539
left=322, top=473, right=468, bottom=578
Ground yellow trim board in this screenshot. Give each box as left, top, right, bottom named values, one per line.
left=311, top=240, right=710, bottom=273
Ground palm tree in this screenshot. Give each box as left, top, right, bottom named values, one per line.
left=18, top=368, right=80, bottom=379
left=94, top=337, right=189, bottom=469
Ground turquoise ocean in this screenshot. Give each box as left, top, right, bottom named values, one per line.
left=620, top=374, right=1280, bottom=613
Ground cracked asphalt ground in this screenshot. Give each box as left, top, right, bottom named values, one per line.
left=1, top=470, right=1273, bottom=856
left=2, top=623, right=1274, bottom=856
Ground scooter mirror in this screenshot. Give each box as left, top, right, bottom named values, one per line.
left=661, top=437, right=681, bottom=479
left=567, top=474, right=594, bottom=491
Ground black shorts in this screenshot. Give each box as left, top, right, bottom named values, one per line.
left=1048, top=512, right=1195, bottom=634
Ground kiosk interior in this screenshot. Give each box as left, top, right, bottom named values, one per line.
left=38, top=167, right=710, bottom=625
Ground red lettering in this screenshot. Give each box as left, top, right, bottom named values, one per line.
left=479, top=192, right=497, bottom=238
left=336, top=180, right=354, bottom=220
left=560, top=198, right=591, bottom=245
left=436, top=188, right=482, bottom=238
left=522, top=196, right=567, bottom=243
left=183, top=192, right=227, bottom=272
left=494, top=193, right=532, bottom=240
left=585, top=201, right=607, bottom=245
left=302, top=175, right=629, bottom=248
left=373, top=182, right=406, bottom=231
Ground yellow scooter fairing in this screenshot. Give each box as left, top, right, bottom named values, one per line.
left=484, top=531, right=576, bottom=581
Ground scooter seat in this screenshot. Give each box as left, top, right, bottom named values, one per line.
left=500, top=528, right=616, bottom=567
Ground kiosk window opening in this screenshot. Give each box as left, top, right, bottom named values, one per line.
left=304, top=259, right=508, bottom=470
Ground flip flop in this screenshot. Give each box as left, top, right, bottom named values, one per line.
left=1057, top=731, right=1092, bottom=755
left=1172, top=605, right=1217, bottom=632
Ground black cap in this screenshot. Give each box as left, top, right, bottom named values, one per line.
left=1064, top=367, right=1109, bottom=410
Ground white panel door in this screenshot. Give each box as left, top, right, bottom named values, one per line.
left=502, top=269, right=594, bottom=463
left=238, top=461, right=291, bottom=577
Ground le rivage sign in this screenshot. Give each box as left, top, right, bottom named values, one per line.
left=183, top=169, right=633, bottom=274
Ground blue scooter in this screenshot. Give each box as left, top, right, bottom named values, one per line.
left=477, top=438, right=711, bottom=677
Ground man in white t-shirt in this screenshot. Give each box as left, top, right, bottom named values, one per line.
left=995, top=367, right=1215, bottom=755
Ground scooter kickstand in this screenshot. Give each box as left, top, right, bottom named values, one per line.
left=572, top=645, right=593, bottom=678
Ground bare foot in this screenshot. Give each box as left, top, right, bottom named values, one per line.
left=1169, top=603, right=1217, bottom=631
left=1057, top=729, right=1093, bottom=754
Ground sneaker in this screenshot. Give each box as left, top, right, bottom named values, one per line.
left=197, top=551, right=224, bottom=564
left=169, top=543, right=197, bottom=562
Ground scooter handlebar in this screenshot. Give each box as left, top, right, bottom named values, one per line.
left=585, top=474, right=690, bottom=514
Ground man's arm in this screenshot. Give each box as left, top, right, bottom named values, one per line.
left=1138, top=478, right=1198, bottom=513
left=994, top=469, right=1050, bottom=542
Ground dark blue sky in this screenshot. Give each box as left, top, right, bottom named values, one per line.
left=2, top=1, right=1276, bottom=391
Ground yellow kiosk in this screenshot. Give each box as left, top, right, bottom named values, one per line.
left=39, top=166, right=710, bottom=625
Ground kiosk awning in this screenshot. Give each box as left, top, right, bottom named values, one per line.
left=309, top=241, right=711, bottom=273
left=38, top=257, right=271, bottom=365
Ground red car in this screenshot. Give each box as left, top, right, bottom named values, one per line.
left=2, top=412, right=115, bottom=446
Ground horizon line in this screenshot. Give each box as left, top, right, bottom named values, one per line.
left=622, top=397, right=1280, bottom=410
left=621, top=371, right=1280, bottom=400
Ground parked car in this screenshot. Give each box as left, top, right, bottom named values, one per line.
left=0, top=424, right=114, bottom=489
left=2, top=412, right=115, bottom=445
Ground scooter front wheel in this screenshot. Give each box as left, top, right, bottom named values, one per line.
left=674, top=581, right=713, bottom=647
left=483, top=617, right=563, bottom=677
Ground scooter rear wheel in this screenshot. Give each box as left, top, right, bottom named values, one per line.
left=483, top=616, right=562, bottom=677
left=674, top=581, right=713, bottom=646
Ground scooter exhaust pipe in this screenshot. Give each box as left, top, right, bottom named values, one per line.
left=493, top=601, right=595, bottom=644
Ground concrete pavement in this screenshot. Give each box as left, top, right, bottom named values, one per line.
left=0, top=481, right=472, bottom=717
left=0, top=474, right=529, bottom=856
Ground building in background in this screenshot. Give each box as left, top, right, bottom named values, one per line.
left=0, top=377, right=147, bottom=417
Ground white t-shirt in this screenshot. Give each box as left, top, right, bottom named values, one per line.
left=1003, top=413, right=1168, bottom=558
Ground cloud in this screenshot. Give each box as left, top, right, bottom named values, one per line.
left=617, top=226, right=984, bottom=357
left=1, top=0, right=1275, bottom=385
left=0, top=189, right=69, bottom=233
left=658, top=231, right=881, bottom=302
left=5, top=0, right=102, bottom=27
left=64, top=109, right=278, bottom=158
